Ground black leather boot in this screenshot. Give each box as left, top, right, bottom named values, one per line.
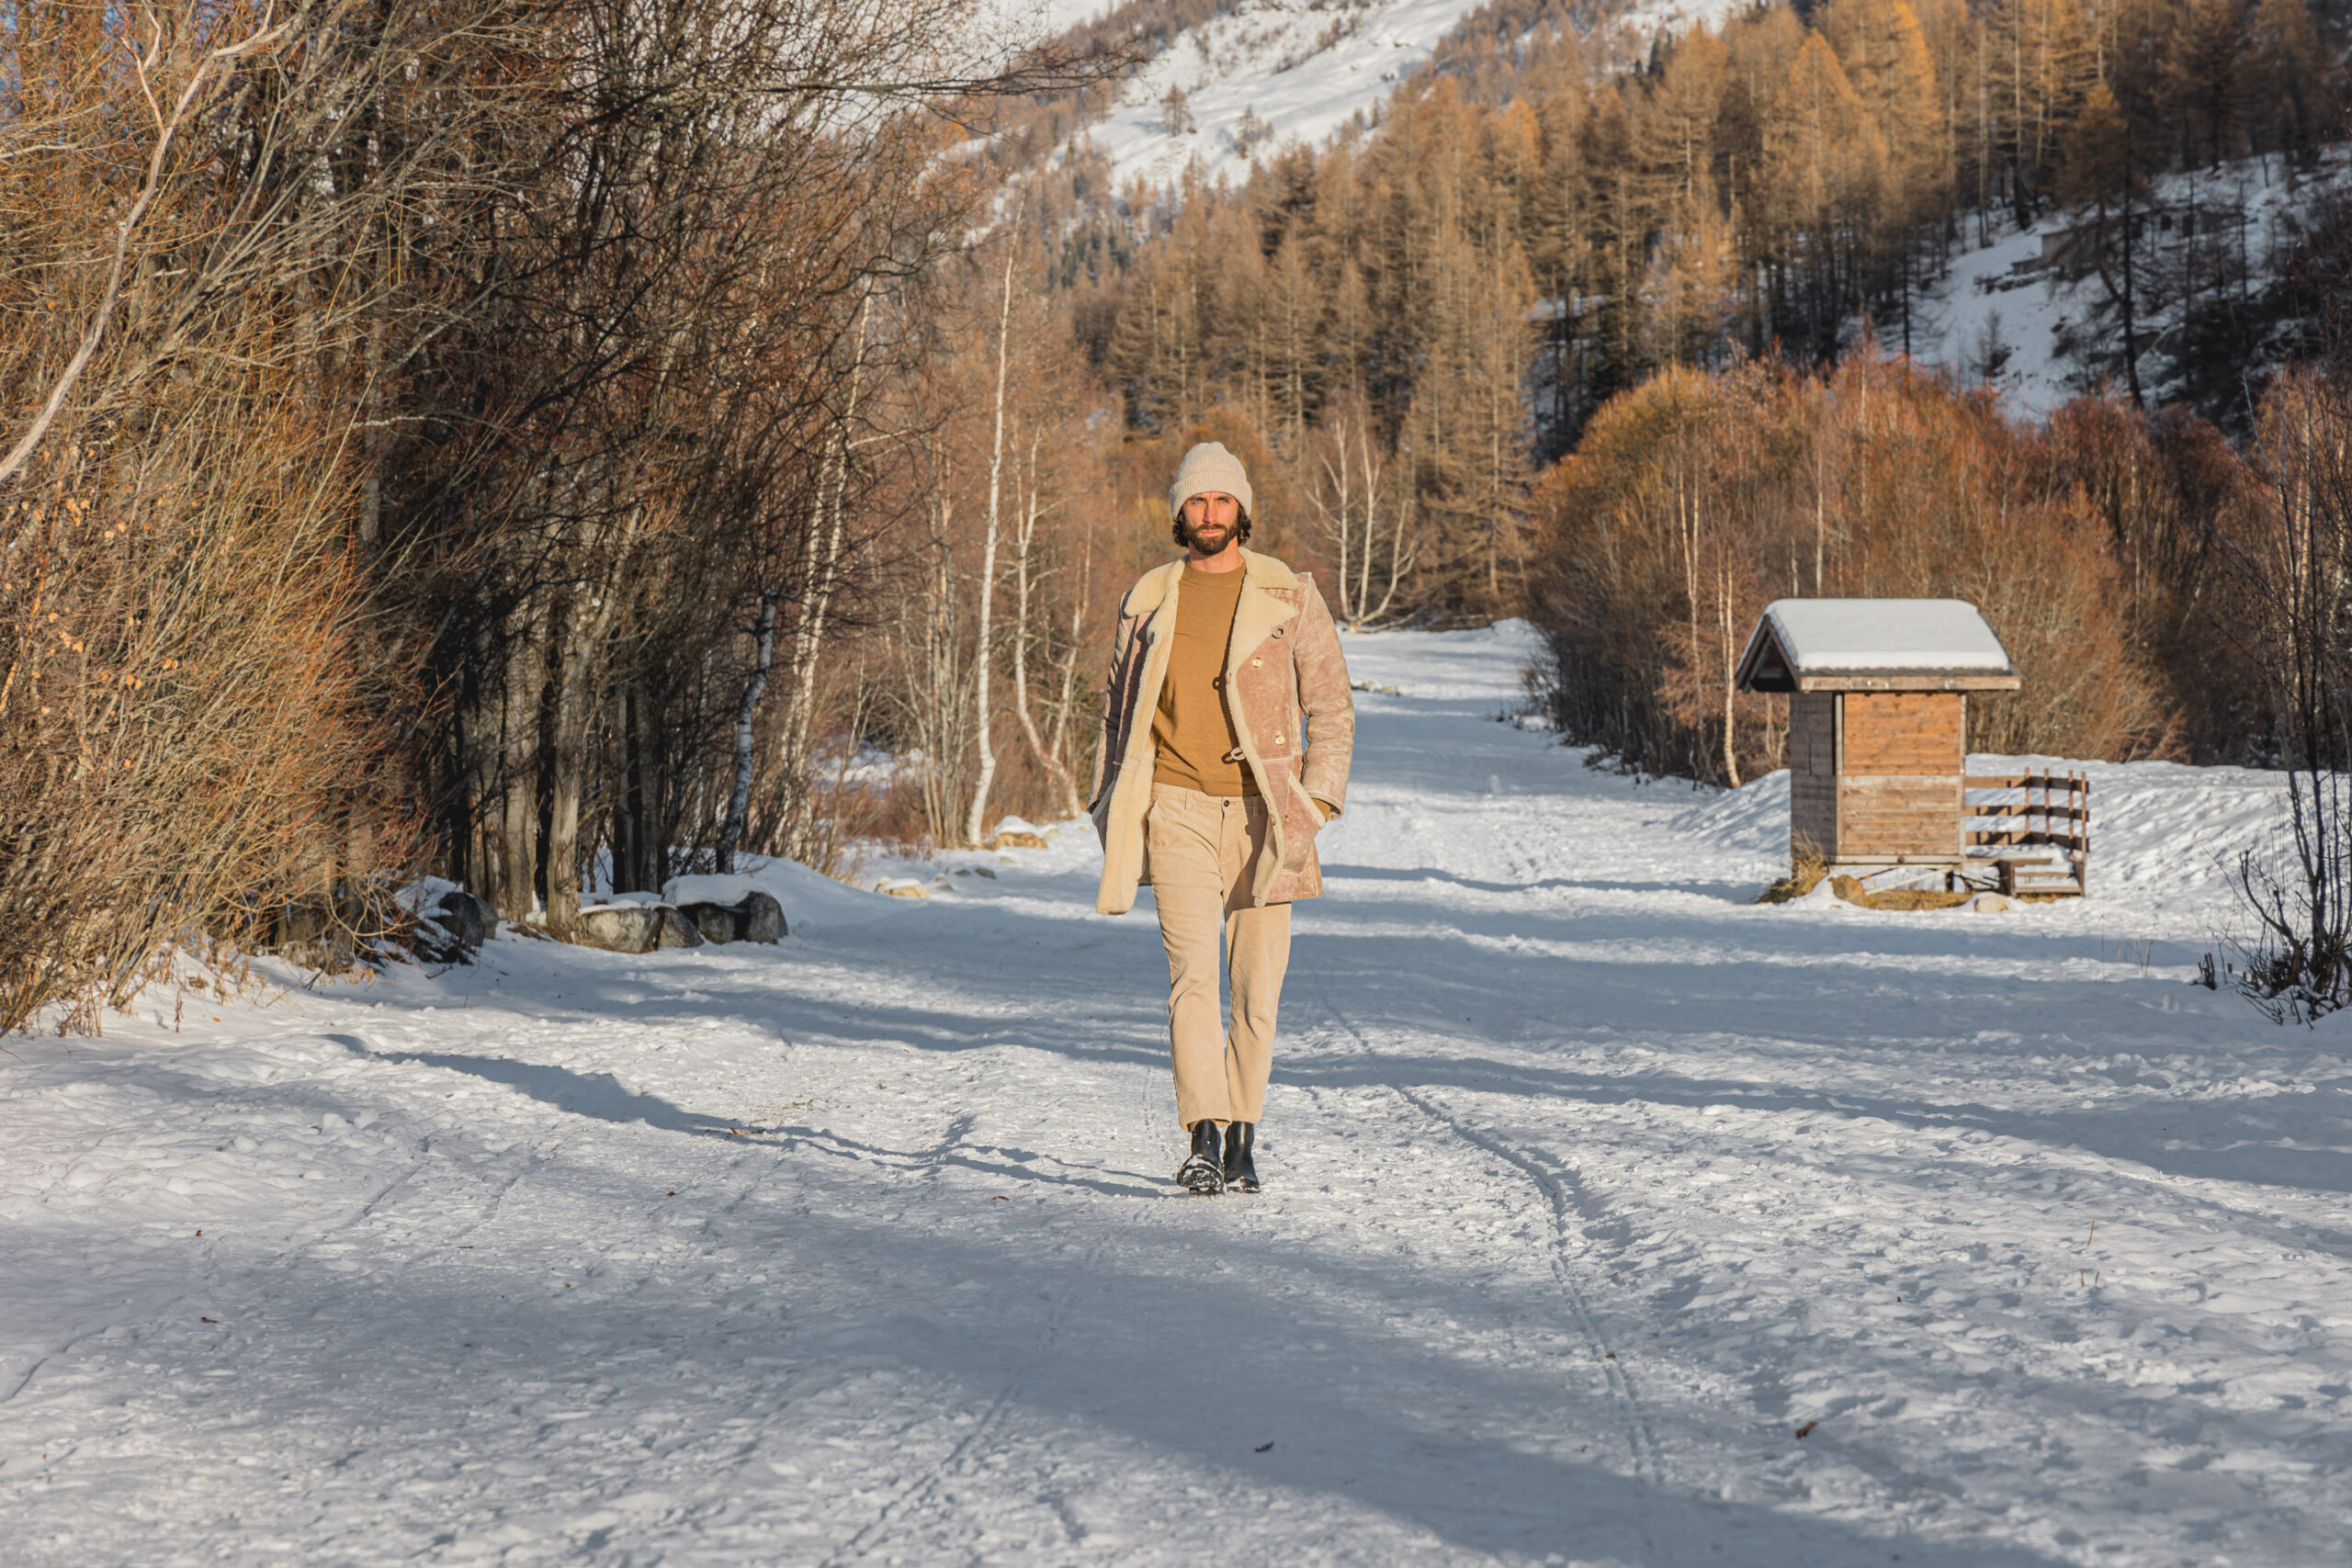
left=1223, top=1122, right=1260, bottom=1193
left=1176, top=1120, right=1225, bottom=1195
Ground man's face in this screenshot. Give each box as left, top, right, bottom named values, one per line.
left=1181, top=491, right=1240, bottom=556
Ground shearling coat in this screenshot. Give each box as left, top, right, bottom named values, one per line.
left=1089, top=548, right=1355, bottom=916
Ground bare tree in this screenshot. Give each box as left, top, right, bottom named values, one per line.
left=386, top=2, right=1125, bottom=918
left=1306, top=397, right=1418, bottom=629
left=2222, top=372, right=2352, bottom=1021
left=964, top=200, right=1024, bottom=846
left=1009, top=429, right=1088, bottom=818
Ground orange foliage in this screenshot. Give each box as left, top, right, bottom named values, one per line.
left=1532, top=356, right=2166, bottom=783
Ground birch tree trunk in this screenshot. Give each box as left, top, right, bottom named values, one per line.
left=963, top=216, right=1020, bottom=847
left=1365, top=434, right=1412, bottom=626
left=546, top=536, right=639, bottom=931
left=496, top=592, right=549, bottom=923
left=1045, top=539, right=1091, bottom=800
left=1329, top=426, right=1356, bottom=623
left=1009, top=434, right=1083, bottom=818
left=718, top=588, right=779, bottom=873
left=543, top=591, right=599, bottom=936
left=1718, top=561, right=1740, bottom=788
left=777, top=298, right=872, bottom=862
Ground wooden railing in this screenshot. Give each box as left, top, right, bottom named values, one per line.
left=1962, top=773, right=2090, bottom=895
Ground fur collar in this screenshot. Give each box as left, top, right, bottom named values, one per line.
left=1125, top=547, right=1300, bottom=615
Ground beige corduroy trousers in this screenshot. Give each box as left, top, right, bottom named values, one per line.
left=1146, top=784, right=1292, bottom=1128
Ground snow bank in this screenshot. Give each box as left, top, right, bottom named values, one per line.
left=1672, top=753, right=2294, bottom=910
left=580, top=890, right=663, bottom=911
left=392, top=874, right=463, bottom=915
left=1668, top=767, right=1792, bottom=856
left=2001, top=754, right=2292, bottom=899
left=663, top=857, right=899, bottom=932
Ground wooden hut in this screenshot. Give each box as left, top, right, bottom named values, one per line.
left=1736, top=599, right=2026, bottom=887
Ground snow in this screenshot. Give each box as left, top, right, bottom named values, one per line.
left=1073, top=0, right=1498, bottom=192
left=1675, top=753, right=2297, bottom=918
left=393, top=874, right=463, bottom=915
left=1753, top=598, right=2014, bottom=674
left=1068, top=0, right=1750, bottom=194
left=581, top=890, right=663, bottom=911
left=1916, top=147, right=2352, bottom=422
left=7, top=620, right=2349, bottom=1565
left=972, top=0, right=1103, bottom=55
left=1025, top=0, right=1114, bottom=34
left=662, top=860, right=902, bottom=931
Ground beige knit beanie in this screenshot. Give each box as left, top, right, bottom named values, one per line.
left=1168, top=441, right=1252, bottom=520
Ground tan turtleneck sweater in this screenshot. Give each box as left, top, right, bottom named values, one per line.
left=1150, top=564, right=1255, bottom=796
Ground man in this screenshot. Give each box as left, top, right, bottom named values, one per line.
left=1089, top=441, right=1355, bottom=1196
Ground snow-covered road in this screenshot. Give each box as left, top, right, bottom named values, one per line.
left=6, top=625, right=2348, bottom=1566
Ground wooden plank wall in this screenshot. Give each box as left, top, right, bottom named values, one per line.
left=1838, top=693, right=1963, bottom=860
left=1789, top=692, right=1839, bottom=861
left=1843, top=692, right=1964, bottom=773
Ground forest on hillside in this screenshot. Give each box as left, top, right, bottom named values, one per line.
left=998, top=0, right=2352, bottom=776
left=6, top=0, right=2352, bottom=1031
left=1027, top=0, right=2348, bottom=570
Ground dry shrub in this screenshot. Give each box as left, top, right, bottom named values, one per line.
left=1756, top=832, right=1829, bottom=903
left=1531, top=364, right=1788, bottom=784
left=0, top=5, right=404, bottom=1032
left=2218, top=370, right=2352, bottom=1021
left=2045, top=399, right=2274, bottom=761
left=0, top=378, right=390, bottom=1032
left=855, top=711, right=1081, bottom=860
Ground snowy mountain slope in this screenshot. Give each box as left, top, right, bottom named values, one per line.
left=6, top=622, right=2349, bottom=1565
left=1040, top=0, right=2346, bottom=430
left=1914, top=147, right=2352, bottom=422
left=1066, top=0, right=1751, bottom=192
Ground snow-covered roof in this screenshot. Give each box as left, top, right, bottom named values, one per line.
left=1736, top=599, right=2019, bottom=692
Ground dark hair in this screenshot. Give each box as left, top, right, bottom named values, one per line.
left=1171, top=502, right=1253, bottom=550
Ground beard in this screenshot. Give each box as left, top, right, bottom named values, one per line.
left=1181, top=517, right=1238, bottom=555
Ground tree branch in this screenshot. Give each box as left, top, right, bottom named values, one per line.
left=0, top=11, right=292, bottom=489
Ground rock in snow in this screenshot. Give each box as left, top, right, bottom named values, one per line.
left=576, top=891, right=783, bottom=951
left=651, top=906, right=702, bottom=949
left=574, top=903, right=665, bottom=953
left=677, top=891, right=786, bottom=945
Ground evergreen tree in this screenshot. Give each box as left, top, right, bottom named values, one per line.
left=2054, top=80, right=2154, bottom=405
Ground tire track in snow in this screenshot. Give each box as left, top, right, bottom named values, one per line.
left=814, top=1100, right=1112, bottom=1562
left=820, top=1368, right=1031, bottom=1566
left=813, top=1260, right=1113, bottom=1561
left=818, top=1037, right=1184, bottom=1561
left=1317, top=991, right=1668, bottom=1568
left=5, top=1052, right=448, bottom=1411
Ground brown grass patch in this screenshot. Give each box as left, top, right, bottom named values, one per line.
left=1756, top=836, right=1830, bottom=904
